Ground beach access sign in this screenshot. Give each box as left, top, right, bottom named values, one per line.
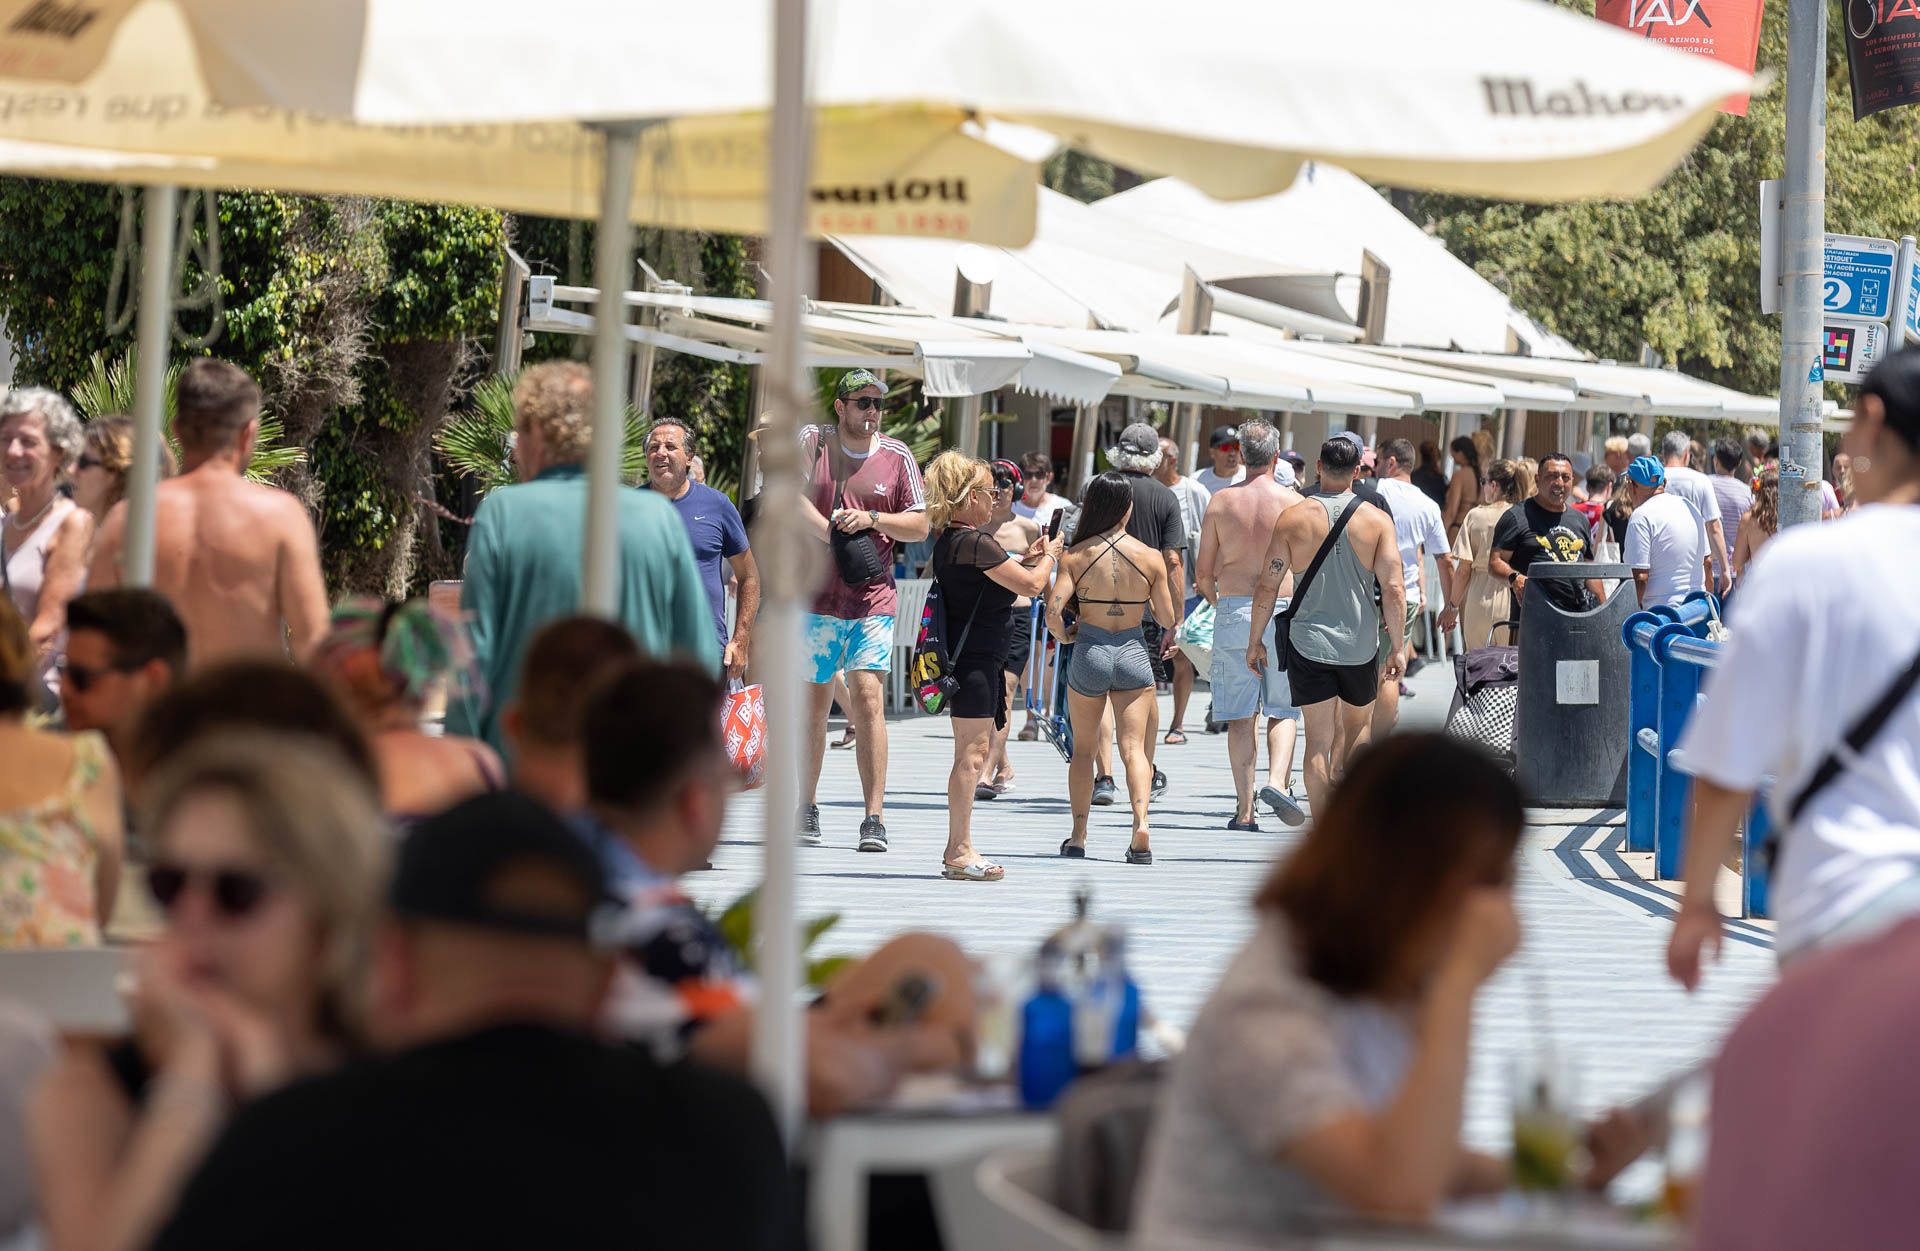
left=1759, top=182, right=1917, bottom=382
left=1845, top=0, right=1920, bottom=121
left=1594, top=0, right=1766, bottom=115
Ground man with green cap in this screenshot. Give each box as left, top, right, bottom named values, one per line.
left=797, top=369, right=928, bottom=853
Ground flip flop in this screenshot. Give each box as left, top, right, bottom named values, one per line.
left=1124, top=846, right=1154, bottom=866
left=942, top=859, right=1006, bottom=881
left=1226, top=817, right=1260, bottom=832
left=831, top=729, right=857, bottom=750
left=974, top=782, right=1001, bottom=801
left=1163, top=729, right=1189, bottom=746
left=1059, top=838, right=1087, bottom=859
left=1016, top=723, right=1040, bottom=742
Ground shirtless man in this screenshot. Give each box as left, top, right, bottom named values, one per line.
left=90, top=359, right=329, bottom=668
left=978, top=459, right=1041, bottom=798
left=1194, top=419, right=1307, bottom=830
left=1247, top=437, right=1404, bottom=816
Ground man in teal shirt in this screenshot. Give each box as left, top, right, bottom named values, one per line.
left=451, top=362, right=719, bottom=752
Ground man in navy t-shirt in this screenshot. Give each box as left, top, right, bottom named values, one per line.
left=645, top=419, right=758, bottom=679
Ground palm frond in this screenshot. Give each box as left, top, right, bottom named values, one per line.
left=437, top=370, right=648, bottom=493
left=71, top=348, right=304, bottom=484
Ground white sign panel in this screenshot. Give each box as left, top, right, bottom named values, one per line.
left=1556, top=660, right=1600, bottom=706
left=1822, top=233, right=1900, bottom=321
left=1822, top=319, right=1890, bottom=385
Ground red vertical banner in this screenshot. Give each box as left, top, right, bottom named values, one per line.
left=1594, top=0, right=1767, bottom=116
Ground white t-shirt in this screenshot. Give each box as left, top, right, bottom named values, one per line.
left=1373, top=477, right=1450, bottom=607
left=1195, top=466, right=1245, bottom=496
left=1678, top=505, right=1920, bottom=954
left=1664, top=465, right=1722, bottom=541
left=1623, top=491, right=1707, bottom=607
left=1012, top=491, right=1071, bottom=530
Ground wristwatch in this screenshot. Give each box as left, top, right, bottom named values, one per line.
left=1507, top=572, right=1519, bottom=586
left=867, top=509, right=880, bottom=528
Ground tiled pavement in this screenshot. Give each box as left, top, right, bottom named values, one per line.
left=687, top=660, right=1776, bottom=1154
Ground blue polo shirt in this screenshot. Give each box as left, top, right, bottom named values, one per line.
left=665, top=481, right=750, bottom=647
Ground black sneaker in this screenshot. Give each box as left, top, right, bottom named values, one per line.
left=1151, top=768, right=1168, bottom=798
left=799, top=804, right=823, bottom=845
left=1258, top=785, right=1307, bottom=828
left=1091, top=776, right=1117, bottom=807
left=857, top=816, right=889, bottom=853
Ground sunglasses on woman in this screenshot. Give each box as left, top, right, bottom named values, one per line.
left=146, top=861, right=276, bottom=920
left=76, top=455, right=105, bottom=472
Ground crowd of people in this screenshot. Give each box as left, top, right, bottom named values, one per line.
left=2, top=331, right=1910, bottom=1250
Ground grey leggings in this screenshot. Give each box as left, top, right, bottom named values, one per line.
left=1067, top=623, right=1156, bottom=697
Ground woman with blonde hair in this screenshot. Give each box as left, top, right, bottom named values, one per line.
left=71, top=416, right=177, bottom=531
left=31, top=733, right=388, bottom=1251
left=1733, top=467, right=1780, bottom=580
left=923, top=451, right=1059, bottom=881
left=1442, top=459, right=1523, bottom=649
left=310, top=596, right=503, bottom=826
left=0, top=597, right=124, bottom=947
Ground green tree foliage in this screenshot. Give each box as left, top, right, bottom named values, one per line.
left=1409, top=1, right=1920, bottom=398
left=436, top=371, right=648, bottom=493
left=0, top=182, right=504, bottom=594
left=68, top=347, right=304, bottom=481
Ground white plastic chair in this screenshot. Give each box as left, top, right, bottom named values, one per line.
left=889, top=579, right=933, bottom=711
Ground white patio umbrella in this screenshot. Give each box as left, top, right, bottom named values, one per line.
left=0, top=0, right=1755, bottom=1138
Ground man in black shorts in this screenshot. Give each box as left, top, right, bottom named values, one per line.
left=1246, top=438, right=1405, bottom=815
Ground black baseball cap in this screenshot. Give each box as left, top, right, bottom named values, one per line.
left=1209, top=427, right=1240, bottom=450
left=390, top=792, right=612, bottom=943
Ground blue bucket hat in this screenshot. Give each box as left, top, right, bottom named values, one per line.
left=1626, top=455, right=1665, bottom=487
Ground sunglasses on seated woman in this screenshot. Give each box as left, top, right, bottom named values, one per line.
left=146, top=861, right=276, bottom=920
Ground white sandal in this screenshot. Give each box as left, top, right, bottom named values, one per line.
left=942, top=859, right=1005, bottom=882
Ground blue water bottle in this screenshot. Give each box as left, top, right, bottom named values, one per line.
left=1108, top=933, right=1141, bottom=1061
left=1018, top=940, right=1076, bottom=1109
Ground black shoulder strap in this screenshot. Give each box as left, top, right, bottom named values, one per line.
left=940, top=532, right=987, bottom=659
left=824, top=430, right=848, bottom=512
left=1789, top=646, right=1920, bottom=822
left=1282, top=495, right=1362, bottom=623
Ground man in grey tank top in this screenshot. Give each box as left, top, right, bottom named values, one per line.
left=1246, top=438, right=1406, bottom=815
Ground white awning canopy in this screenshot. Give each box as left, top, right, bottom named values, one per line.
left=1366, top=346, right=1781, bottom=418
left=1095, top=165, right=1588, bottom=359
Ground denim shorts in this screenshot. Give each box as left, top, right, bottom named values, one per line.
left=803, top=613, right=894, bottom=684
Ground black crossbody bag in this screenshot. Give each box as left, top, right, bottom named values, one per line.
left=824, top=433, right=890, bottom=587
left=1762, top=644, right=1920, bottom=871
left=1274, top=495, right=1362, bottom=672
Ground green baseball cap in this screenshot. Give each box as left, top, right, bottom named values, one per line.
left=835, top=368, right=884, bottom=399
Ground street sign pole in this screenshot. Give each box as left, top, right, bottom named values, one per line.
left=1775, top=0, right=1827, bottom=530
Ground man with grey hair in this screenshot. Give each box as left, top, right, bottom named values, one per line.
left=1658, top=428, right=1730, bottom=595
left=1627, top=431, right=1654, bottom=460
left=1196, top=418, right=1307, bottom=827
left=1087, top=422, right=1185, bottom=803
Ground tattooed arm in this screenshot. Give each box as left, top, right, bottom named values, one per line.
left=1246, top=519, right=1292, bottom=675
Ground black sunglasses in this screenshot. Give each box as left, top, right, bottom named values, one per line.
left=76, top=455, right=104, bottom=471
left=147, top=862, right=275, bottom=920
left=55, top=656, right=138, bottom=692
left=845, top=396, right=884, bottom=412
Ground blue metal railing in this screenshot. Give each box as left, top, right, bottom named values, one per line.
left=1621, top=593, right=1772, bottom=918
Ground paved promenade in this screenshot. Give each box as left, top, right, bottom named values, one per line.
left=688, top=661, right=1776, bottom=1154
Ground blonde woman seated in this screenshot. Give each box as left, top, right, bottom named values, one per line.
left=1046, top=472, right=1175, bottom=865
left=1136, top=735, right=1523, bottom=1242
left=31, top=734, right=387, bottom=1251
left=310, top=597, right=502, bottom=828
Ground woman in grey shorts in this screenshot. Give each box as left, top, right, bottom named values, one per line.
left=1047, top=473, right=1176, bottom=864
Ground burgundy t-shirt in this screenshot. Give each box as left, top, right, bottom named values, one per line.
left=803, top=427, right=927, bottom=620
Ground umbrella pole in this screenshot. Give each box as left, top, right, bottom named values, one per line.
left=583, top=126, right=641, bottom=615
left=751, top=0, right=816, bottom=1145
left=124, top=184, right=177, bottom=588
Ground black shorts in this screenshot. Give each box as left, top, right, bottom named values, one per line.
left=1140, top=619, right=1170, bottom=684
left=1287, top=651, right=1379, bottom=708
left=1004, top=607, right=1034, bottom=681
left=950, top=655, right=1010, bottom=728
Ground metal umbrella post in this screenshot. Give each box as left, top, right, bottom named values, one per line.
left=124, top=183, right=178, bottom=587
left=583, top=126, right=642, bottom=614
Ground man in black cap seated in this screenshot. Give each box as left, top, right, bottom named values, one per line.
left=147, top=792, right=794, bottom=1251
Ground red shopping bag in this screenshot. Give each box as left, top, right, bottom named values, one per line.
left=723, top=682, right=767, bottom=790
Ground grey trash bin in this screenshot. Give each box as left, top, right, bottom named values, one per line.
left=1512, top=563, right=1633, bottom=807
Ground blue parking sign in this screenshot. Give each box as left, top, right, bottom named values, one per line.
left=1823, top=234, right=1900, bottom=321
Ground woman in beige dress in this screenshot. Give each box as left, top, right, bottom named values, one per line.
left=1441, top=459, right=1522, bottom=650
